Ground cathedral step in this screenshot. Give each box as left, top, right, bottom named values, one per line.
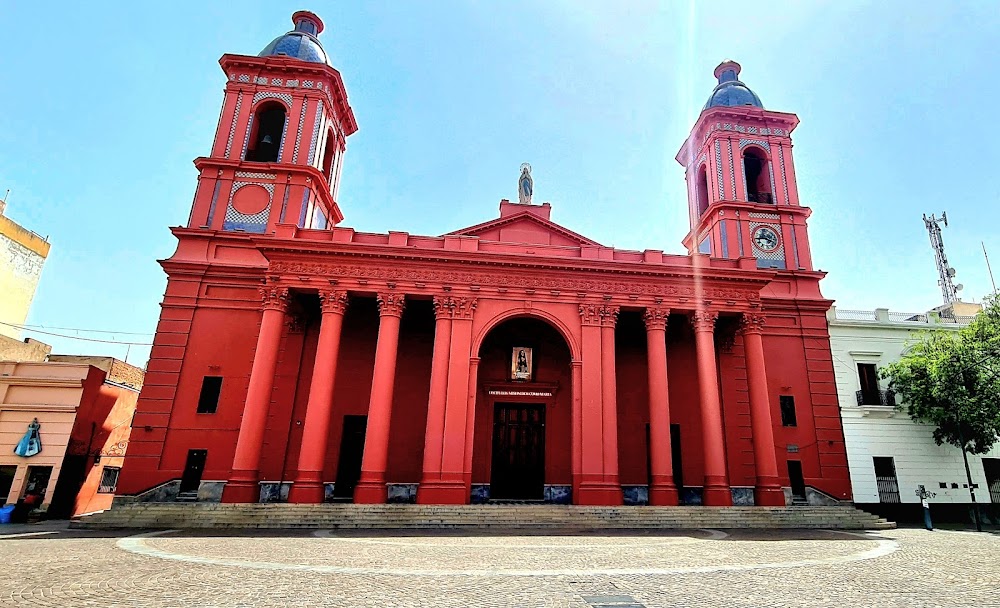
left=72, top=504, right=895, bottom=530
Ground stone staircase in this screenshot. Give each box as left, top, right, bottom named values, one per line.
left=72, top=503, right=894, bottom=530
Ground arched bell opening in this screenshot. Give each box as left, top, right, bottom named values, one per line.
left=245, top=102, right=287, bottom=163
left=743, top=147, right=773, bottom=204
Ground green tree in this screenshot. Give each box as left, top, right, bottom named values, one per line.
left=881, top=294, right=1000, bottom=531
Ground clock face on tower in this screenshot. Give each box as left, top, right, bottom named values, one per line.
left=752, top=226, right=780, bottom=252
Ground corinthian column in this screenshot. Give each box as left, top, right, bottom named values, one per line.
left=416, top=296, right=454, bottom=504
left=740, top=312, right=784, bottom=506
left=353, top=292, right=406, bottom=504
left=600, top=305, right=621, bottom=487
left=289, top=290, right=349, bottom=504
left=691, top=309, right=731, bottom=506
left=222, top=287, right=289, bottom=503
left=643, top=306, right=678, bottom=505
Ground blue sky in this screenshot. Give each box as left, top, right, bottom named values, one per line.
left=2, top=1, right=998, bottom=366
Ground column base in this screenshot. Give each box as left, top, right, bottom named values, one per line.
left=221, top=477, right=259, bottom=504
left=353, top=480, right=387, bottom=504
left=754, top=484, right=786, bottom=506
left=702, top=484, right=732, bottom=506
left=416, top=480, right=468, bottom=505
left=288, top=478, right=324, bottom=504
left=648, top=483, right=679, bottom=506
left=576, top=481, right=623, bottom=506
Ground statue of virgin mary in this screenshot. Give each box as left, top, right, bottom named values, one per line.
left=518, top=163, right=533, bottom=205
left=14, top=418, right=41, bottom=458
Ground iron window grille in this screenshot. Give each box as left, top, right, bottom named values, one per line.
left=98, top=466, right=120, bottom=494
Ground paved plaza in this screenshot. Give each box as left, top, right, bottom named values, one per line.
left=0, top=522, right=997, bottom=607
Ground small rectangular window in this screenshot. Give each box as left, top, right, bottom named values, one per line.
left=98, top=466, right=120, bottom=494
left=197, top=376, right=223, bottom=414
left=779, top=395, right=797, bottom=427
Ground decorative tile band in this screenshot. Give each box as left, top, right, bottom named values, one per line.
left=229, top=73, right=338, bottom=122
left=291, top=103, right=307, bottom=163
left=778, top=144, right=789, bottom=204
left=714, top=141, right=723, bottom=199
left=240, top=115, right=255, bottom=160
left=223, top=182, right=274, bottom=233
left=251, top=91, right=294, bottom=108
left=739, top=138, right=770, bottom=151
left=223, top=92, right=243, bottom=158
left=704, top=122, right=786, bottom=144
left=306, top=100, right=324, bottom=167
left=727, top=139, right=736, bottom=199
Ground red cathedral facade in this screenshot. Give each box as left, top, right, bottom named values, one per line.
left=116, top=12, right=852, bottom=508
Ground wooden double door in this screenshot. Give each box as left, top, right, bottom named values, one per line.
left=490, top=403, right=546, bottom=500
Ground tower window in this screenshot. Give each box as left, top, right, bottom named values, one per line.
left=245, top=102, right=287, bottom=163
left=197, top=376, right=223, bottom=414
left=696, top=165, right=710, bottom=216
left=743, top=148, right=772, bottom=203
left=321, top=128, right=338, bottom=184
left=779, top=395, right=797, bottom=427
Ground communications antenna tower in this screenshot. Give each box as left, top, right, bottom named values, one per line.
left=923, top=212, right=963, bottom=304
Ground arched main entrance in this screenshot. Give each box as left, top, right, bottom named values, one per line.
left=471, top=317, right=573, bottom=502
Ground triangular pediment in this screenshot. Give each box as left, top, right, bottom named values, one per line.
left=446, top=208, right=602, bottom=248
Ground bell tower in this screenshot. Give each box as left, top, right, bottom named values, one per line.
left=186, top=11, right=358, bottom=234
left=677, top=61, right=813, bottom=272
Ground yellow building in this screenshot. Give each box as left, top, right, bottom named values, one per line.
left=0, top=198, right=50, bottom=341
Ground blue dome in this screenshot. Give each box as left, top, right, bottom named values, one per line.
left=703, top=61, right=763, bottom=110
left=258, top=11, right=331, bottom=66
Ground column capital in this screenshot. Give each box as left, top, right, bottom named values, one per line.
left=599, top=305, right=620, bottom=328
left=432, top=295, right=455, bottom=319
left=643, top=307, right=671, bottom=331
left=259, top=287, right=290, bottom=312
left=739, top=312, right=766, bottom=335
left=376, top=292, right=406, bottom=317
left=690, top=309, right=719, bottom=333
left=319, top=290, right=349, bottom=315
left=579, top=303, right=602, bottom=327
left=452, top=297, right=477, bottom=320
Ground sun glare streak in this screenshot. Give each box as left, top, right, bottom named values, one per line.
left=681, top=0, right=708, bottom=317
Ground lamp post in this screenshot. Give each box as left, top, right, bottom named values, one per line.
left=915, top=485, right=936, bottom=531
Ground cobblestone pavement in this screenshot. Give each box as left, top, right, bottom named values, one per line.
left=0, top=523, right=997, bottom=607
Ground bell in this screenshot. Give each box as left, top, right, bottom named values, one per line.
left=261, top=134, right=274, bottom=145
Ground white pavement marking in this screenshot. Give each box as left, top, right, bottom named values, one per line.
left=0, top=531, right=58, bottom=539
left=116, top=529, right=898, bottom=578
left=311, top=527, right=730, bottom=546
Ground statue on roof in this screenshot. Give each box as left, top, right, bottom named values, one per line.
left=518, top=163, right=533, bottom=205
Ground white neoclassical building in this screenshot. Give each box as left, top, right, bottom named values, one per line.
left=828, top=304, right=1000, bottom=523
